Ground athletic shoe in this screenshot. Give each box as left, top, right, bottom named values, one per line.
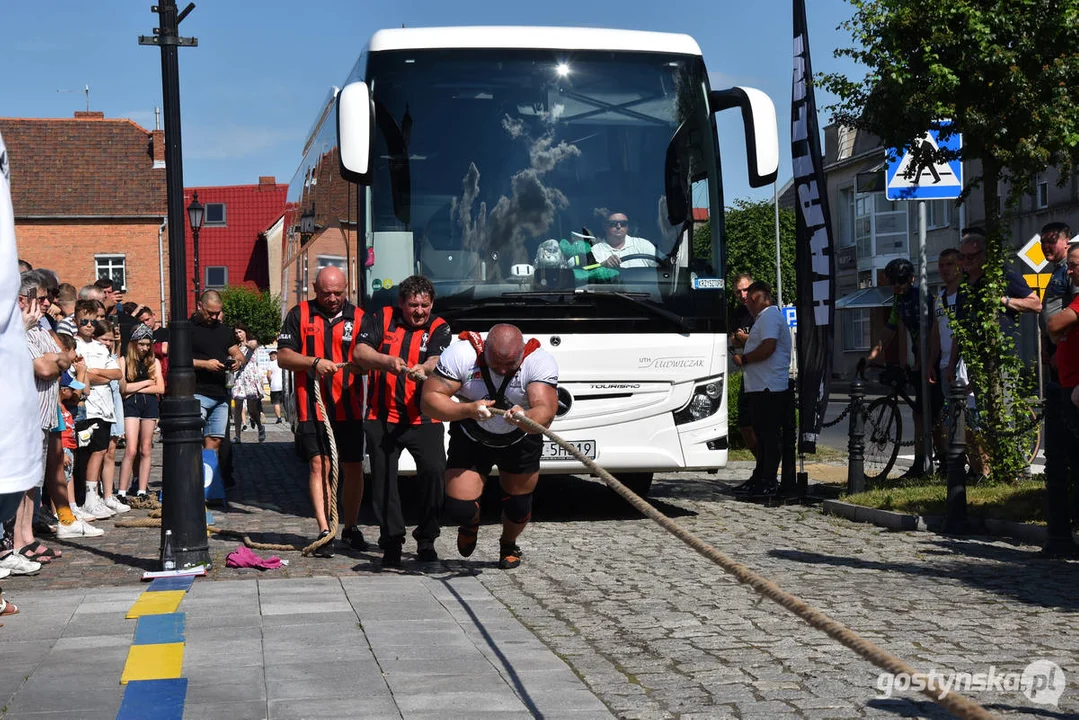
left=57, top=519, right=105, bottom=539
left=275, top=418, right=282, bottom=424
left=0, top=553, right=41, bottom=576
left=341, top=526, right=369, bottom=551
left=457, top=524, right=479, bottom=557
left=82, top=495, right=115, bottom=520
left=498, top=543, right=523, bottom=570
left=0, top=567, right=10, bottom=580
left=103, top=496, right=131, bottom=513
left=258, top=426, right=266, bottom=443
left=115, top=494, right=130, bottom=506
left=72, top=505, right=96, bottom=523
left=416, top=541, right=438, bottom=562
left=311, top=530, right=336, bottom=558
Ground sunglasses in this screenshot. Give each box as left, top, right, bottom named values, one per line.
left=607, top=220, right=628, bottom=228
left=24, top=293, right=47, bottom=302
left=78, top=318, right=97, bottom=326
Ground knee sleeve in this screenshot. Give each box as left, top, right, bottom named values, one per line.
left=500, top=492, right=533, bottom=524
left=444, top=496, right=480, bottom=526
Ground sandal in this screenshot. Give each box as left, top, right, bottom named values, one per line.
left=0, top=594, right=19, bottom=617
left=17, top=545, right=50, bottom=564
left=20, top=541, right=60, bottom=560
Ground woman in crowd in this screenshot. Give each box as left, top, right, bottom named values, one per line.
left=231, top=324, right=265, bottom=443
left=117, top=325, right=164, bottom=507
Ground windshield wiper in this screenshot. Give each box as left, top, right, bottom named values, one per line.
left=577, top=290, right=691, bottom=333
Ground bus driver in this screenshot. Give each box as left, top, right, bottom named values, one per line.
left=590, top=212, right=658, bottom=269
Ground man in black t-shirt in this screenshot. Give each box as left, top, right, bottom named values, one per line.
left=190, top=290, right=248, bottom=451
left=729, top=273, right=756, bottom=460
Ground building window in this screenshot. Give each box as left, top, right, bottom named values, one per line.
left=95, top=255, right=126, bottom=291
left=205, top=266, right=228, bottom=289
left=204, top=202, right=226, bottom=226
left=843, top=309, right=871, bottom=351
left=926, top=199, right=951, bottom=230
left=838, top=187, right=855, bottom=248
left=317, top=255, right=346, bottom=271
left=1037, top=177, right=1049, bottom=209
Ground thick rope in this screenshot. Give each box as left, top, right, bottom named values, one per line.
left=500, top=408, right=998, bottom=720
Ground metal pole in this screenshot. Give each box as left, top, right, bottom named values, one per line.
left=847, top=378, right=865, bottom=494
left=774, top=182, right=783, bottom=307
left=918, top=201, right=933, bottom=475
left=140, top=1, right=209, bottom=570
left=945, top=378, right=969, bottom=534
left=192, top=226, right=201, bottom=300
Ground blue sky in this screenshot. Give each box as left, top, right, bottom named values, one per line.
left=0, top=1, right=861, bottom=204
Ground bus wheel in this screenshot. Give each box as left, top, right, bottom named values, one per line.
left=615, top=473, right=653, bottom=498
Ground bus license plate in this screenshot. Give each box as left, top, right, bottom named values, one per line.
left=542, top=440, right=596, bottom=460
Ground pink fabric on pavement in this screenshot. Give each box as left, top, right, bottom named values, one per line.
left=225, top=545, right=283, bottom=570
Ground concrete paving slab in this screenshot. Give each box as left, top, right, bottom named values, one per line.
left=267, top=696, right=400, bottom=720
left=182, top=700, right=269, bottom=720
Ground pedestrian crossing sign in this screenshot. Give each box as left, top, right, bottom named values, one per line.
left=885, top=122, right=962, bottom=201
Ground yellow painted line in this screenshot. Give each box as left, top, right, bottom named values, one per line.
left=120, top=642, right=185, bottom=684
left=126, top=590, right=186, bottom=619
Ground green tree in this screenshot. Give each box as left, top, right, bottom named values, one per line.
left=220, top=285, right=282, bottom=345
left=821, top=1, right=1079, bottom=483
left=694, top=198, right=797, bottom=313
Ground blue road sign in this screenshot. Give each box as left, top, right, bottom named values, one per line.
left=886, top=122, right=962, bottom=201
left=783, top=306, right=797, bottom=328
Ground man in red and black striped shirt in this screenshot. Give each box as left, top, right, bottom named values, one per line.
left=276, top=267, right=366, bottom=557
left=352, top=275, right=451, bottom=568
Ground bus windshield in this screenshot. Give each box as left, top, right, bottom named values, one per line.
left=362, top=48, right=725, bottom=334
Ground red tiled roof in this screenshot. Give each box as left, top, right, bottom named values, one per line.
left=184, top=181, right=287, bottom=299
left=0, top=116, right=166, bottom=217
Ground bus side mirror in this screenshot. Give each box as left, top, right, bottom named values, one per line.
left=338, top=81, right=374, bottom=185
left=709, top=86, right=779, bottom=188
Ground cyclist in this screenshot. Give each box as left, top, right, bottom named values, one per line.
left=865, top=258, right=932, bottom=478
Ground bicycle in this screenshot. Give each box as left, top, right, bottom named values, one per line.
left=855, top=360, right=919, bottom=482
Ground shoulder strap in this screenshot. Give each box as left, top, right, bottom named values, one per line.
left=456, top=331, right=542, bottom=408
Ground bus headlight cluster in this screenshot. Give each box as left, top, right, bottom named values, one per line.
left=673, top=377, right=724, bottom=425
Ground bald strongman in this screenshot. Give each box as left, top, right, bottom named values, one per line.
left=276, top=268, right=367, bottom=557
left=421, top=324, right=558, bottom=569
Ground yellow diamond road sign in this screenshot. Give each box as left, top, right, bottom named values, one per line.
left=1019, top=234, right=1048, bottom=272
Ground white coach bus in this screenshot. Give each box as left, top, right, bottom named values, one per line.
left=281, top=26, right=778, bottom=496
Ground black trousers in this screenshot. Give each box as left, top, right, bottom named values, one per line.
left=1044, top=382, right=1079, bottom=545
left=746, top=388, right=793, bottom=486
left=363, top=420, right=446, bottom=544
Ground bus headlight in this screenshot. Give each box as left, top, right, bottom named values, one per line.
left=673, top=377, right=724, bottom=425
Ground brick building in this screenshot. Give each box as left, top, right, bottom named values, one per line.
left=0, top=111, right=169, bottom=318
left=183, top=178, right=287, bottom=311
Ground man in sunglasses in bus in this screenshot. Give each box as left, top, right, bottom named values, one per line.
left=590, top=212, right=658, bottom=269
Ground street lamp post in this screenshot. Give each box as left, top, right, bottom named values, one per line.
left=139, top=1, right=210, bottom=570
left=188, top=192, right=204, bottom=299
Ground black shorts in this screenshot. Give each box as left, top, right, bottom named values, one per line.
left=122, top=394, right=160, bottom=420
left=270, top=391, right=282, bottom=404
left=76, top=418, right=111, bottom=453
left=296, top=420, right=364, bottom=463
left=447, top=422, right=543, bottom=476
left=737, top=380, right=751, bottom=428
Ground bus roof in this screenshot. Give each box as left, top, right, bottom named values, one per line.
left=368, top=26, right=702, bottom=56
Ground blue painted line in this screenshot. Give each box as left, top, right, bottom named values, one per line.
left=133, top=612, right=185, bottom=646
left=147, top=575, right=196, bottom=592
left=116, top=677, right=187, bottom=720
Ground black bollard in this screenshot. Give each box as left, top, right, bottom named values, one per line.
left=944, top=378, right=968, bottom=534
left=847, top=379, right=866, bottom=494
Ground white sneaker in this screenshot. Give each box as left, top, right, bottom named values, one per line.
left=103, top=496, right=131, bottom=513
left=57, top=518, right=105, bottom=538
left=72, top=505, right=97, bottom=523
left=0, top=553, right=41, bottom=576
left=0, top=567, right=10, bottom=580
left=82, top=494, right=115, bottom=520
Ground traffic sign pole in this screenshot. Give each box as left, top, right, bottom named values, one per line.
left=918, top=201, right=933, bottom=476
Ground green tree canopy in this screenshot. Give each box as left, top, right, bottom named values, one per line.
left=694, top=198, right=797, bottom=313
left=220, top=285, right=282, bottom=346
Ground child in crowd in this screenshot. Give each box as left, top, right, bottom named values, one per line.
left=117, top=325, right=164, bottom=507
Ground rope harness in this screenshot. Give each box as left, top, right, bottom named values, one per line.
left=497, top=408, right=999, bottom=720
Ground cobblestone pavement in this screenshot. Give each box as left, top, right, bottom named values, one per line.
left=12, top=421, right=1079, bottom=718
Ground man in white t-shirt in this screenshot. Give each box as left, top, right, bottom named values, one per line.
left=927, top=248, right=969, bottom=473
left=732, top=281, right=793, bottom=496
left=266, top=350, right=284, bottom=424
left=422, top=323, right=558, bottom=570
left=590, top=212, right=658, bottom=269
